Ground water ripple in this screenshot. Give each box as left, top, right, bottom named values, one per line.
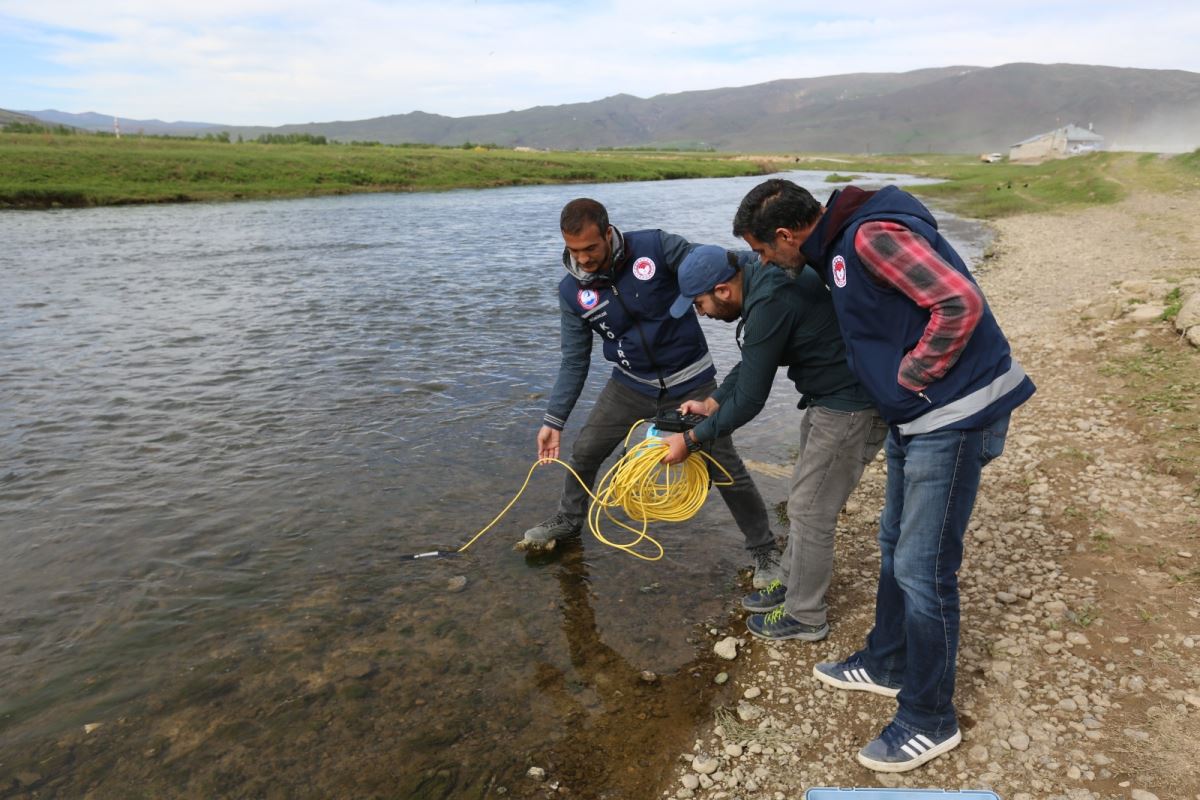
left=0, top=173, right=990, bottom=792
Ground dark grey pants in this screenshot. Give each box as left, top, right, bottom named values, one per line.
left=782, top=405, right=888, bottom=625
left=557, top=378, right=773, bottom=552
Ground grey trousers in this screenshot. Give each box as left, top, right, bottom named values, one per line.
left=558, top=378, right=774, bottom=552
left=782, top=405, right=888, bottom=625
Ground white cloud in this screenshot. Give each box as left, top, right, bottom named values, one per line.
left=2, top=0, right=1198, bottom=124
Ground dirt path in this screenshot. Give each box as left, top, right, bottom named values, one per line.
left=662, top=192, right=1200, bottom=800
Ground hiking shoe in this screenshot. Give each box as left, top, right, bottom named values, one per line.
left=812, top=654, right=901, bottom=698
left=750, top=544, right=783, bottom=589
left=519, top=512, right=581, bottom=550
left=747, top=606, right=829, bottom=641
left=856, top=719, right=961, bottom=772
left=741, top=579, right=786, bottom=612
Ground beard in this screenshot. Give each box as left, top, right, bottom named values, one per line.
left=708, top=297, right=741, bottom=323
left=776, top=262, right=803, bottom=280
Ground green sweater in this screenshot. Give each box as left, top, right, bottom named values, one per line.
left=691, top=254, right=875, bottom=443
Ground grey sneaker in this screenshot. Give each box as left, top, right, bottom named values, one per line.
left=750, top=545, right=783, bottom=589
left=518, top=512, right=581, bottom=551
left=747, top=607, right=829, bottom=641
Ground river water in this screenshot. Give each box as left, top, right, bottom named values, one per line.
left=0, top=172, right=987, bottom=798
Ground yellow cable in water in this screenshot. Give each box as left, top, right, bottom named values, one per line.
left=456, top=419, right=733, bottom=561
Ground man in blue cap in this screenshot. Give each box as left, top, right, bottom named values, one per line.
left=520, top=198, right=782, bottom=588
left=661, top=245, right=886, bottom=642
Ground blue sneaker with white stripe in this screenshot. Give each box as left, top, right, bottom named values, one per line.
left=857, top=719, right=962, bottom=772
left=812, top=654, right=900, bottom=698
left=741, top=579, right=785, bottom=613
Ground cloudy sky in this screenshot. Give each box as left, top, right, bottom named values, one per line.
left=2, top=0, right=1199, bottom=126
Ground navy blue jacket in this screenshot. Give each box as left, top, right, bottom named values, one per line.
left=801, top=186, right=1034, bottom=434
left=543, top=228, right=715, bottom=431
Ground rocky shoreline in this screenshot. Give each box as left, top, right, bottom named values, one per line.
left=664, top=191, right=1200, bottom=800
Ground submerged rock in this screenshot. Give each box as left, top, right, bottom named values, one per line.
left=342, top=659, right=376, bottom=680
left=15, top=772, right=42, bottom=787
left=514, top=538, right=556, bottom=553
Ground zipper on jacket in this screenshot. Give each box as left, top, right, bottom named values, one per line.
left=918, top=391, right=932, bottom=404
left=608, top=281, right=669, bottom=405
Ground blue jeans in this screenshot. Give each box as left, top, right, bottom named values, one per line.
left=858, top=414, right=1010, bottom=737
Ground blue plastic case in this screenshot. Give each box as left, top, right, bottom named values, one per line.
left=805, top=790, right=1001, bottom=800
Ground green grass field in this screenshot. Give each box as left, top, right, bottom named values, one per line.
left=2, top=130, right=1197, bottom=214
left=793, top=150, right=1200, bottom=218
left=0, top=133, right=772, bottom=208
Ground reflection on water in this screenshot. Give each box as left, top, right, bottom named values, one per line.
left=0, top=173, right=989, bottom=797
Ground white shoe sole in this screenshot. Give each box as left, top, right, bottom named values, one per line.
left=856, top=728, right=961, bottom=772
left=812, top=663, right=901, bottom=698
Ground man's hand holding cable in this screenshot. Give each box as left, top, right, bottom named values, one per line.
left=661, top=431, right=697, bottom=465
left=536, top=425, right=561, bottom=463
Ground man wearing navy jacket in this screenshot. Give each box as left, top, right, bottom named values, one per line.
left=520, top=198, right=781, bottom=589
left=734, top=179, right=1035, bottom=773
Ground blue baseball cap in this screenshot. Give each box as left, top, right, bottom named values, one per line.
left=669, top=245, right=736, bottom=318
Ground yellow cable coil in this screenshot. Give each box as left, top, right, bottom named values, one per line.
left=457, top=419, right=733, bottom=561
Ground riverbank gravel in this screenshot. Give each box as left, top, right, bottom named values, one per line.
left=664, top=192, right=1200, bottom=800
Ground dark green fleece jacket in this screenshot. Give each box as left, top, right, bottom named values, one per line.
left=691, top=253, right=875, bottom=443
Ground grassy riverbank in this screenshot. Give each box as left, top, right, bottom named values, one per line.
left=791, top=149, right=1200, bottom=218
left=0, top=133, right=772, bottom=208
left=3, top=129, right=1197, bottom=213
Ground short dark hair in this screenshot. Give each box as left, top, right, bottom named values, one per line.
left=560, top=198, right=609, bottom=236
left=732, top=179, right=822, bottom=243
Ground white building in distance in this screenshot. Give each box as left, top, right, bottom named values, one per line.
left=1009, top=124, right=1105, bottom=162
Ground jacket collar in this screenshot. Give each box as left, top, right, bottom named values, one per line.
left=562, top=225, right=625, bottom=286
left=801, top=186, right=877, bottom=264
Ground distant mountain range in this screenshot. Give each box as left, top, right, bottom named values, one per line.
left=11, top=62, right=1200, bottom=153
left=0, top=108, right=43, bottom=126
left=10, top=109, right=224, bottom=136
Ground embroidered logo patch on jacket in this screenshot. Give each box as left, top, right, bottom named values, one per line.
left=632, top=257, right=656, bottom=281
left=832, top=255, right=848, bottom=288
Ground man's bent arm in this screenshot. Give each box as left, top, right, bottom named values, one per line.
left=853, top=221, right=984, bottom=392
left=711, top=362, right=743, bottom=407
left=690, top=303, right=793, bottom=442
left=543, top=296, right=593, bottom=431
left=658, top=231, right=697, bottom=273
